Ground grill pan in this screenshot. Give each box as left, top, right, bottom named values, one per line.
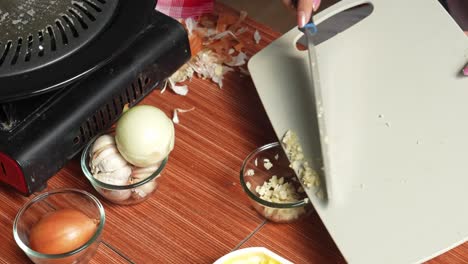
left=0, top=0, right=154, bottom=102
left=0, top=0, right=118, bottom=76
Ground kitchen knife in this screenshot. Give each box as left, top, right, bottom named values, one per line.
left=289, top=1, right=332, bottom=201
left=301, top=19, right=332, bottom=200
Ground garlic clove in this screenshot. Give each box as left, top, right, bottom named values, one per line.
left=93, top=166, right=131, bottom=185
left=131, top=163, right=161, bottom=179
left=91, top=134, right=115, bottom=157
left=96, top=152, right=129, bottom=173
left=111, top=165, right=132, bottom=180
left=91, top=146, right=119, bottom=173
left=132, top=179, right=157, bottom=199
left=101, top=189, right=132, bottom=202
left=92, top=145, right=118, bottom=162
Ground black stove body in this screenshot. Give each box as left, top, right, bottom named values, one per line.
left=0, top=0, right=190, bottom=195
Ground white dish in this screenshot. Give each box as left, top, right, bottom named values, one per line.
left=213, top=247, right=292, bottom=264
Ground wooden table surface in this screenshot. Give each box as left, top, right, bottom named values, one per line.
left=1, top=4, right=467, bottom=264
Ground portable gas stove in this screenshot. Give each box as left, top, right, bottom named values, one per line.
left=0, top=0, right=190, bottom=195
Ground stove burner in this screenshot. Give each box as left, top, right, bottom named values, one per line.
left=0, top=0, right=118, bottom=76
left=0, top=0, right=191, bottom=195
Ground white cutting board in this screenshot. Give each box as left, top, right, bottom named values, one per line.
left=248, top=0, right=468, bottom=263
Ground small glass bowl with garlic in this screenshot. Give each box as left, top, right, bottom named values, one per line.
left=240, top=142, right=313, bottom=223
left=81, top=131, right=168, bottom=205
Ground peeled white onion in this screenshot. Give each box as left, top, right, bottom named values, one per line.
left=115, top=105, right=174, bottom=167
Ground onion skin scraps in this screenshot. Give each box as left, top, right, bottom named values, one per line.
left=29, top=209, right=99, bottom=255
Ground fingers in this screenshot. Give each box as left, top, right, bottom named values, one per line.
left=283, top=0, right=322, bottom=27
left=312, top=0, right=321, bottom=11
left=297, top=0, right=321, bottom=27
left=282, top=0, right=294, bottom=9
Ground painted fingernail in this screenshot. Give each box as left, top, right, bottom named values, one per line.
left=463, top=65, right=468, bottom=76
left=313, top=0, right=321, bottom=11
left=298, top=11, right=307, bottom=28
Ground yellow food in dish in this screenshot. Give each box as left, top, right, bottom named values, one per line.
left=222, top=253, right=282, bottom=264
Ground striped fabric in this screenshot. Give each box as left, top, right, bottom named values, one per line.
left=155, top=0, right=214, bottom=19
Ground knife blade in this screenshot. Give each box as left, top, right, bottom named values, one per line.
left=302, top=20, right=332, bottom=199
left=286, top=0, right=333, bottom=200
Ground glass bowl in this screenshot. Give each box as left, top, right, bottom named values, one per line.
left=240, top=142, right=313, bottom=223
left=81, top=131, right=168, bottom=205
left=13, top=188, right=105, bottom=264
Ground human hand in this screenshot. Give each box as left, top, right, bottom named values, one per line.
left=282, top=0, right=321, bottom=28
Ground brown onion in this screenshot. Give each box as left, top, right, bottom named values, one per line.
left=29, top=208, right=98, bottom=254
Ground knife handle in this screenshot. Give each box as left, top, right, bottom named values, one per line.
left=303, top=22, right=318, bottom=34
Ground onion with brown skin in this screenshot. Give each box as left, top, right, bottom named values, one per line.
left=29, top=209, right=99, bottom=255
